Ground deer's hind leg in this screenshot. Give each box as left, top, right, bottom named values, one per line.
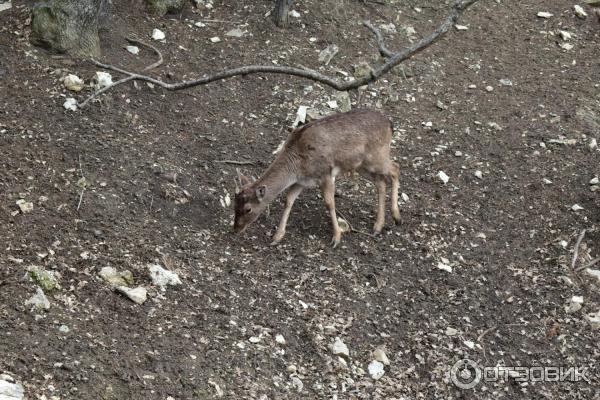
left=389, top=161, right=400, bottom=224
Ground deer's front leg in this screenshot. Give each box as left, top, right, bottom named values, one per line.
left=271, top=184, right=303, bottom=245
left=321, top=176, right=342, bottom=248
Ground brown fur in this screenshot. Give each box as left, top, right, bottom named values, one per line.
left=234, top=109, right=400, bottom=247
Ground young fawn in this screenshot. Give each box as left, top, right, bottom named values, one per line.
left=234, top=109, right=400, bottom=247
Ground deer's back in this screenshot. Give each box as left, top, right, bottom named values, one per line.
left=286, top=109, right=392, bottom=174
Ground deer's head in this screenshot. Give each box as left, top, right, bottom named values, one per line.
left=233, top=171, right=267, bottom=233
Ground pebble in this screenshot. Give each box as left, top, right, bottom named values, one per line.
left=126, top=45, right=140, bottom=55
left=454, top=24, right=469, bottom=30
left=437, top=171, right=449, bottom=184
left=209, top=36, right=221, bottom=43
left=559, top=30, right=572, bottom=41
left=445, top=327, right=458, bottom=336
left=332, top=337, right=349, bottom=358
left=148, top=263, right=181, bottom=289
left=373, top=348, right=390, bottom=365
left=225, top=28, right=245, bottom=38
left=63, top=74, right=84, bottom=91
left=485, top=85, right=494, bottom=92
left=289, top=9, right=301, bottom=18
left=574, top=5, right=588, bottom=18
left=565, top=296, right=584, bottom=314
left=151, top=28, right=165, bottom=40
left=291, top=376, right=303, bottom=392
left=116, top=286, right=147, bottom=304
left=584, top=311, right=600, bottom=330
left=585, top=269, right=600, bottom=282
left=368, top=360, right=385, bottom=380
left=92, top=71, right=113, bottom=89
left=99, top=267, right=133, bottom=286
left=474, top=170, right=483, bottom=179
left=275, top=334, right=286, bottom=345
left=437, top=262, right=452, bottom=273
left=25, top=287, right=50, bottom=311
left=63, top=98, right=77, bottom=111
left=571, top=204, right=584, bottom=211
left=537, top=11, right=553, bottom=18
left=15, top=199, right=33, bottom=213
left=58, top=325, right=70, bottom=333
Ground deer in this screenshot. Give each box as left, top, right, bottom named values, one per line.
left=233, top=109, right=401, bottom=247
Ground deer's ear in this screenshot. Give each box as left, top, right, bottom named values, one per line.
left=237, top=169, right=252, bottom=186
left=255, top=185, right=266, bottom=201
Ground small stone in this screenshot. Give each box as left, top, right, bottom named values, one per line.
left=485, top=85, right=494, bottom=92
left=58, top=324, right=70, bottom=333
left=464, top=340, right=475, bottom=349
left=291, top=376, right=303, bottom=392
left=380, top=23, right=396, bottom=33
left=337, top=217, right=350, bottom=233
left=559, top=30, right=572, bottom=41
left=25, top=287, right=50, bottom=311
left=445, top=327, right=458, bottom=336
left=584, top=311, right=600, bottom=330
left=590, top=177, right=599, bottom=185
left=368, top=360, right=385, bottom=380
left=318, top=44, right=339, bottom=65
left=565, top=296, right=584, bottom=314
left=474, top=170, right=483, bottom=179
left=437, top=171, right=449, bottom=184
left=332, top=337, right=349, bottom=358
left=92, top=71, right=113, bottom=89
left=194, top=21, right=206, bottom=27
left=537, top=11, right=553, bottom=18
left=151, top=28, right=166, bottom=41
left=326, top=100, right=338, bottom=109
left=209, top=36, right=221, bottom=43
left=0, top=377, right=24, bottom=400
left=116, top=286, right=147, bottom=304
left=454, top=24, right=469, bottom=30
left=500, top=78, right=513, bottom=86
left=336, top=91, right=351, bottom=112
left=286, top=364, right=297, bottom=373
left=63, top=98, right=77, bottom=111
left=63, top=74, right=84, bottom=92
left=560, top=43, right=574, bottom=51
left=99, top=267, right=133, bottom=286
left=275, top=334, right=286, bottom=344
left=16, top=199, right=33, bottom=213
left=126, top=45, right=140, bottom=55
left=437, top=262, right=452, bottom=273
left=571, top=204, right=584, bottom=211
left=353, top=61, right=373, bottom=79
left=455, top=150, right=463, bottom=157
left=401, top=192, right=409, bottom=202
left=574, top=5, right=588, bottom=18
left=289, top=9, right=301, bottom=18
left=372, top=348, right=390, bottom=365
left=585, top=269, right=600, bottom=282
left=148, top=263, right=181, bottom=289
left=543, top=178, right=552, bottom=184
left=589, top=138, right=597, bottom=150
left=225, top=28, right=245, bottom=38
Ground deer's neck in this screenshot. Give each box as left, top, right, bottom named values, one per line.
left=257, top=153, right=298, bottom=202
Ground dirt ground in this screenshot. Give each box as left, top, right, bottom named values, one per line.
left=1, top=0, right=599, bottom=399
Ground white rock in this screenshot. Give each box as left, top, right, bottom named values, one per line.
left=225, top=28, right=245, bottom=38
left=474, top=170, right=483, bottom=179
left=401, top=192, right=409, bottom=202
left=63, top=98, right=78, bottom=111
left=63, top=74, right=84, bottom=92
left=0, top=378, right=24, bottom=400
left=571, top=204, right=584, bottom=211
left=565, top=296, right=584, bottom=313
left=291, top=376, right=303, bottom=392
left=126, top=45, right=140, bottom=55
left=543, top=178, right=552, bottom=184
left=116, top=286, right=147, bottom=304
left=293, top=105, right=308, bottom=128
left=368, top=360, right=385, bottom=380
left=584, top=311, right=600, bottom=330
left=326, top=100, right=338, bottom=109
left=380, top=23, right=396, bottom=33
left=585, top=268, right=600, bottom=282
left=464, top=340, right=475, bottom=349
left=0, top=1, right=12, bottom=12
left=318, top=44, right=339, bottom=65
left=589, top=138, right=598, bottom=150
left=574, top=5, right=588, bottom=18
left=58, top=324, right=70, bottom=333
left=289, top=9, right=301, bottom=18
left=92, top=71, right=113, bottom=89
left=560, top=43, right=574, bottom=51
left=98, top=266, right=132, bottom=286
left=445, top=327, right=458, bottom=336
left=485, top=85, right=494, bottom=92
left=151, top=28, right=165, bottom=41
left=559, top=30, right=572, bottom=41
left=500, top=78, right=513, bottom=86
left=25, top=287, right=50, bottom=311
left=537, top=11, right=553, bottom=18
left=437, top=262, right=452, bottom=273
left=454, top=24, right=469, bottom=30
left=590, top=177, right=599, bottom=185
left=332, top=337, right=349, bottom=358
left=15, top=199, right=33, bottom=213
left=194, top=21, right=206, bottom=27
left=372, top=348, right=390, bottom=365
left=249, top=336, right=261, bottom=343
left=148, top=264, right=181, bottom=289
left=275, top=334, right=286, bottom=344
left=337, top=217, right=350, bottom=233
left=437, top=171, right=449, bottom=184
left=209, top=36, right=221, bottom=43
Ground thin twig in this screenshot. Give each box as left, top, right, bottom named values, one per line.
left=126, top=36, right=164, bottom=71
left=77, top=189, right=85, bottom=211
left=215, top=160, right=255, bottom=166
left=363, top=20, right=394, bottom=57
left=337, top=209, right=378, bottom=238
left=78, top=75, right=135, bottom=108
left=477, top=325, right=497, bottom=343
left=78, top=0, right=479, bottom=108
left=77, top=155, right=85, bottom=211
left=571, top=229, right=586, bottom=269
left=576, top=256, right=600, bottom=272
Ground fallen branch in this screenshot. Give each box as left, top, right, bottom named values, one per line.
left=576, top=255, right=600, bottom=272
left=79, top=0, right=478, bottom=107
left=215, top=159, right=255, bottom=166
left=571, top=229, right=586, bottom=270
left=126, top=36, right=164, bottom=71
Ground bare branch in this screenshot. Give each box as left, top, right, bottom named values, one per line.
left=571, top=229, right=586, bottom=269
left=126, top=37, right=163, bottom=71
left=363, top=21, right=394, bottom=58
left=78, top=0, right=479, bottom=108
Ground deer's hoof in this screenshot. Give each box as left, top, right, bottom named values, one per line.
left=271, top=230, right=285, bottom=245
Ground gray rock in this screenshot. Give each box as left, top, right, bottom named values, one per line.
left=336, top=91, right=351, bottom=112
left=0, top=1, right=12, bottom=13
left=145, top=0, right=184, bottom=15
left=148, top=264, right=181, bottom=289
left=0, top=377, right=24, bottom=400
left=116, top=286, right=147, bottom=304
left=99, top=266, right=133, bottom=286
left=331, top=337, right=349, bottom=358
left=25, top=287, right=50, bottom=311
